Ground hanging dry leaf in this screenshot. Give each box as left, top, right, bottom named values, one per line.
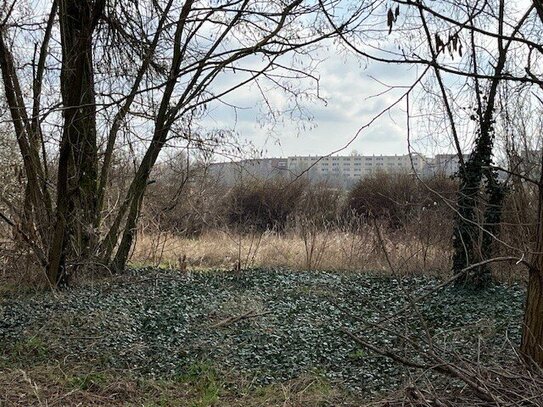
left=435, top=33, right=444, bottom=53
left=452, top=33, right=458, bottom=51
left=387, top=8, right=394, bottom=34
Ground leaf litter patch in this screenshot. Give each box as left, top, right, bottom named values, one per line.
left=0, top=268, right=525, bottom=394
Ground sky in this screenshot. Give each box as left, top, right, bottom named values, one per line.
left=21, top=0, right=514, bottom=162
left=202, top=51, right=422, bottom=159
left=195, top=0, right=539, bottom=162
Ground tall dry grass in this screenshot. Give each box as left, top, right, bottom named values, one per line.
left=131, top=227, right=452, bottom=276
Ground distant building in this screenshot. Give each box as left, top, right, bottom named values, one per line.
left=423, top=153, right=468, bottom=177
left=209, top=157, right=288, bottom=184
left=210, top=153, right=427, bottom=186
left=286, top=153, right=425, bottom=180
left=209, top=152, right=516, bottom=186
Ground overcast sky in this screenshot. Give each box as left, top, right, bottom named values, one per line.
left=203, top=50, right=424, bottom=159
left=197, top=0, right=537, bottom=161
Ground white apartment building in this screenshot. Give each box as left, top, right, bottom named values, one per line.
left=209, top=157, right=288, bottom=184
left=210, top=153, right=465, bottom=186
left=287, top=154, right=425, bottom=179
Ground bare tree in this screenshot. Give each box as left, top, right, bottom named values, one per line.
left=0, top=0, right=343, bottom=286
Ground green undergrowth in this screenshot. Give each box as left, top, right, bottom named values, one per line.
left=0, top=267, right=525, bottom=405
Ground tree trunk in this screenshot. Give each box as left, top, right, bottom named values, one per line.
left=109, top=179, right=147, bottom=272
left=0, top=33, right=52, bottom=246
left=105, top=1, right=194, bottom=272
left=452, top=151, right=490, bottom=287
left=451, top=0, right=510, bottom=289
left=453, top=80, right=505, bottom=287
left=522, top=269, right=543, bottom=367
left=517, top=0, right=543, bottom=368
left=521, top=154, right=543, bottom=367
left=47, top=0, right=103, bottom=285
left=477, top=171, right=506, bottom=281
left=110, top=138, right=164, bottom=272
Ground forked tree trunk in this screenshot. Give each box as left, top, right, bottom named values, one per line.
left=107, top=0, right=195, bottom=272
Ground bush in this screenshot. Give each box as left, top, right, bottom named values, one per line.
left=294, top=181, right=344, bottom=225
left=142, top=155, right=227, bottom=237
left=346, top=172, right=457, bottom=227
left=226, top=178, right=307, bottom=232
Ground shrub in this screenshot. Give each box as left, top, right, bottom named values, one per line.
left=226, top=178, right=307, bottom=232
left=294, top=181, right=344, bottom=226
left=142, top=155, right=227, bottom=237
left=346, top=172, right=457, bottom=227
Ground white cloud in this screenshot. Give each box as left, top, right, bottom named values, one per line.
left=200, top=47, right=423, bottom=158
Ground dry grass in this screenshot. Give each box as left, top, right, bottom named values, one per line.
left=131, top=228, right=452, bottom=277
left=131, top=226, right=528, bottom=283
left=0, top=224, right=527, bottom=293
left=0, top=239, right=50, bottom=294
left=0, top=364, right=362, bottom=406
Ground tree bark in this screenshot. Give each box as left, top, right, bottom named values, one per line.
left=521, top=150, right=543, bottom=367
left=522, top=268, right=543, bottom=366
left=47, top=0, right=103, bottom=285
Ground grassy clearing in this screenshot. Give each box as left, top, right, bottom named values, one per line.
left=131, top=231, right=526, bottom=283
left=0, top=268, right=525, bottom=406
left=132, top=230, right=451, bottom=275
